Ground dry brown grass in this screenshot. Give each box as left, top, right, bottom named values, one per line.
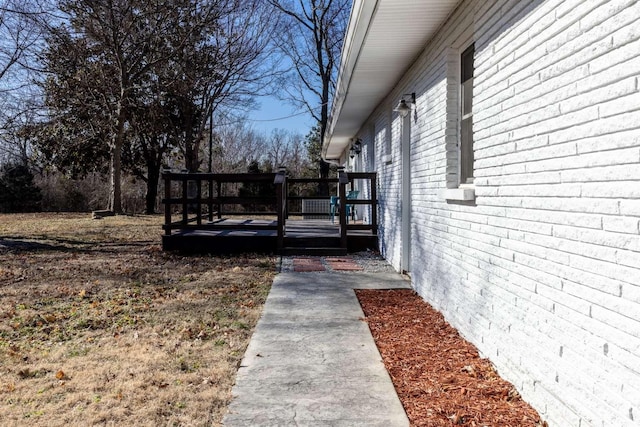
left=0, top=213, right=276, bottom=426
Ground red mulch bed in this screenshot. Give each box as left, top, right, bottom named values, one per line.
left=356, top=289, right=548, bottom=427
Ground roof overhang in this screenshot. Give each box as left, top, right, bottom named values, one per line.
left=323, top=0, right=459, bottom=161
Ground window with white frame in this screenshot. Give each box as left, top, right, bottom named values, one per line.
left=377, top=118, right=391, bottom=165
left=367, top=127, right=375, bottom=172
left=460, top=43, right=475, bottom=185
left=445, top=38, right=476, bottom=201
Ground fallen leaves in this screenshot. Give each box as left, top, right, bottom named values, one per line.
left=152, top=380, right=170, bottom=389
left=0, top=213, right=277, bottom=426
left=17, top=368, right=47, bottom=379
left=357, top=289, right=545, bottom=427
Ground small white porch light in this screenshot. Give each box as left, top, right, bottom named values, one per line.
left=393, top=92, right=416, bottom=118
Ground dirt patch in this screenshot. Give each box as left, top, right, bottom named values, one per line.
left=357, top=289, right=547, bottom=427
left=0, top=213, right=276, bottom=426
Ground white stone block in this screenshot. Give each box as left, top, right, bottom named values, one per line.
left=603, top=216, right=640, bottom=233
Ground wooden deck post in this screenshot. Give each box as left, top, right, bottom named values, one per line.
left=207, top=177, right=214, bottom=223
left=275, top=168, right=287, bottom=252
left=371, top=172, right=378, bottom=234
left=216, top=181, right=222, bottom=219
left=181, top=174, right=188, bottom=225
left=163, top=171, right=172, bottom=236
left=338, top=168, right=348, bottom=250
left=196, top=178, right=202, bottom=225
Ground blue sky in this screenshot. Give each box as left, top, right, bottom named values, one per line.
left=247, top=95, right=315, bottom=136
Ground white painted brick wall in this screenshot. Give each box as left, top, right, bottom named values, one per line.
left=371, top=110, right=403, bottom=271
left=350, top=0, right=640, bottom=425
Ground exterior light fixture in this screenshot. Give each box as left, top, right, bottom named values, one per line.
left=393, top=92, right=416, bottom=118
left=350, top=138, right=363, bottom=159
left=354, top=138, right=362, bottom=155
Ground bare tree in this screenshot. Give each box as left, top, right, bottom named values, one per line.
left=264, top=128, right=292, bottom=171
left=42, top=0, right=274, bottom=212
left=263, top=128, right=308, bottom=175
left=286, top=132, right=310, bottom=178
left=0, top=0, right=48, bottom=166
left=208, top=123, right=309, bottom=176
left=171, top=0, right=280, bottom=172
left=211, top=122, right=267, bottom=173
left=36, top=0, right=278, bottom=213
left=267, top=0, right=349, bottom=186
left=0, top=1, right=43, bottom=83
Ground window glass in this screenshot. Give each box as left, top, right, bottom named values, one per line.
left=460, top=43, right=474, bottom=184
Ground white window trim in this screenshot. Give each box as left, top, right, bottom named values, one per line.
left=384, top=109, right=393, bottom=164
left=445, top=184, right=475, bottom=201
left=445, top=26, right=475, bottom=202
left=367, top=124, right=376, bottom=172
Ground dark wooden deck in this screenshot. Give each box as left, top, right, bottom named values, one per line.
left=161, top=171, right=378, bottom=255
left=162, top=219, right=377, bottom=255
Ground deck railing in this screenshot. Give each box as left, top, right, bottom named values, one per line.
left=162, top=171, right=279, bottom=235
left=337, top=171, right=378, bottom=247
left=274, top=169, right=287, bottom=251
left=162, top=169, right=378, bottom=251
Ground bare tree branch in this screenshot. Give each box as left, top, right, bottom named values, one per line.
left=268, top=0, right=348, bottom=185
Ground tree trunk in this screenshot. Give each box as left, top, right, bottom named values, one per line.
left=183, top=102, right=201, bottom=172
left=318, top=160, right=330, bottom=196
left=145, top=160, right=160, bottom=214
left=108, top=105, right=127, bottom=214
left=185, top=139, right=199, bottom=172
left=318, top=72, right=331, bottom=196
left=108, top=143, right=123, bottom=213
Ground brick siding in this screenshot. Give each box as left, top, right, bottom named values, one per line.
left=353, top=0, right=640, bottom=425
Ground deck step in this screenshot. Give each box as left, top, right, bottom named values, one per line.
left=283, top=236, right=341, bottom=248
left=280, top=247, right=348, bottom=256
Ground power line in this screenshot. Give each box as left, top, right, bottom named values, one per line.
left=248, top=109, right=309, bottom=122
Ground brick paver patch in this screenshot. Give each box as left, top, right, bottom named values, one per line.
left=292, top=257, right=325, bottom=272
left=290, top=256, right=365, bottom=272
left=326, top=257, right=363, bottom=271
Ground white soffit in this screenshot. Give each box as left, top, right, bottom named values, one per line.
left=324, top=0, right=459, bottom=160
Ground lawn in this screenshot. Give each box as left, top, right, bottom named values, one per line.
left=0, top=213, right=276, bottom=426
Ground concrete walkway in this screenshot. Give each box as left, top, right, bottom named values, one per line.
left=223, top=271, right=411, bottom=426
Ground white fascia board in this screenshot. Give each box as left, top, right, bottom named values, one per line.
left=323, top=0, right=379, bottom=163
left=323, top=0, right=459, bottom=163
